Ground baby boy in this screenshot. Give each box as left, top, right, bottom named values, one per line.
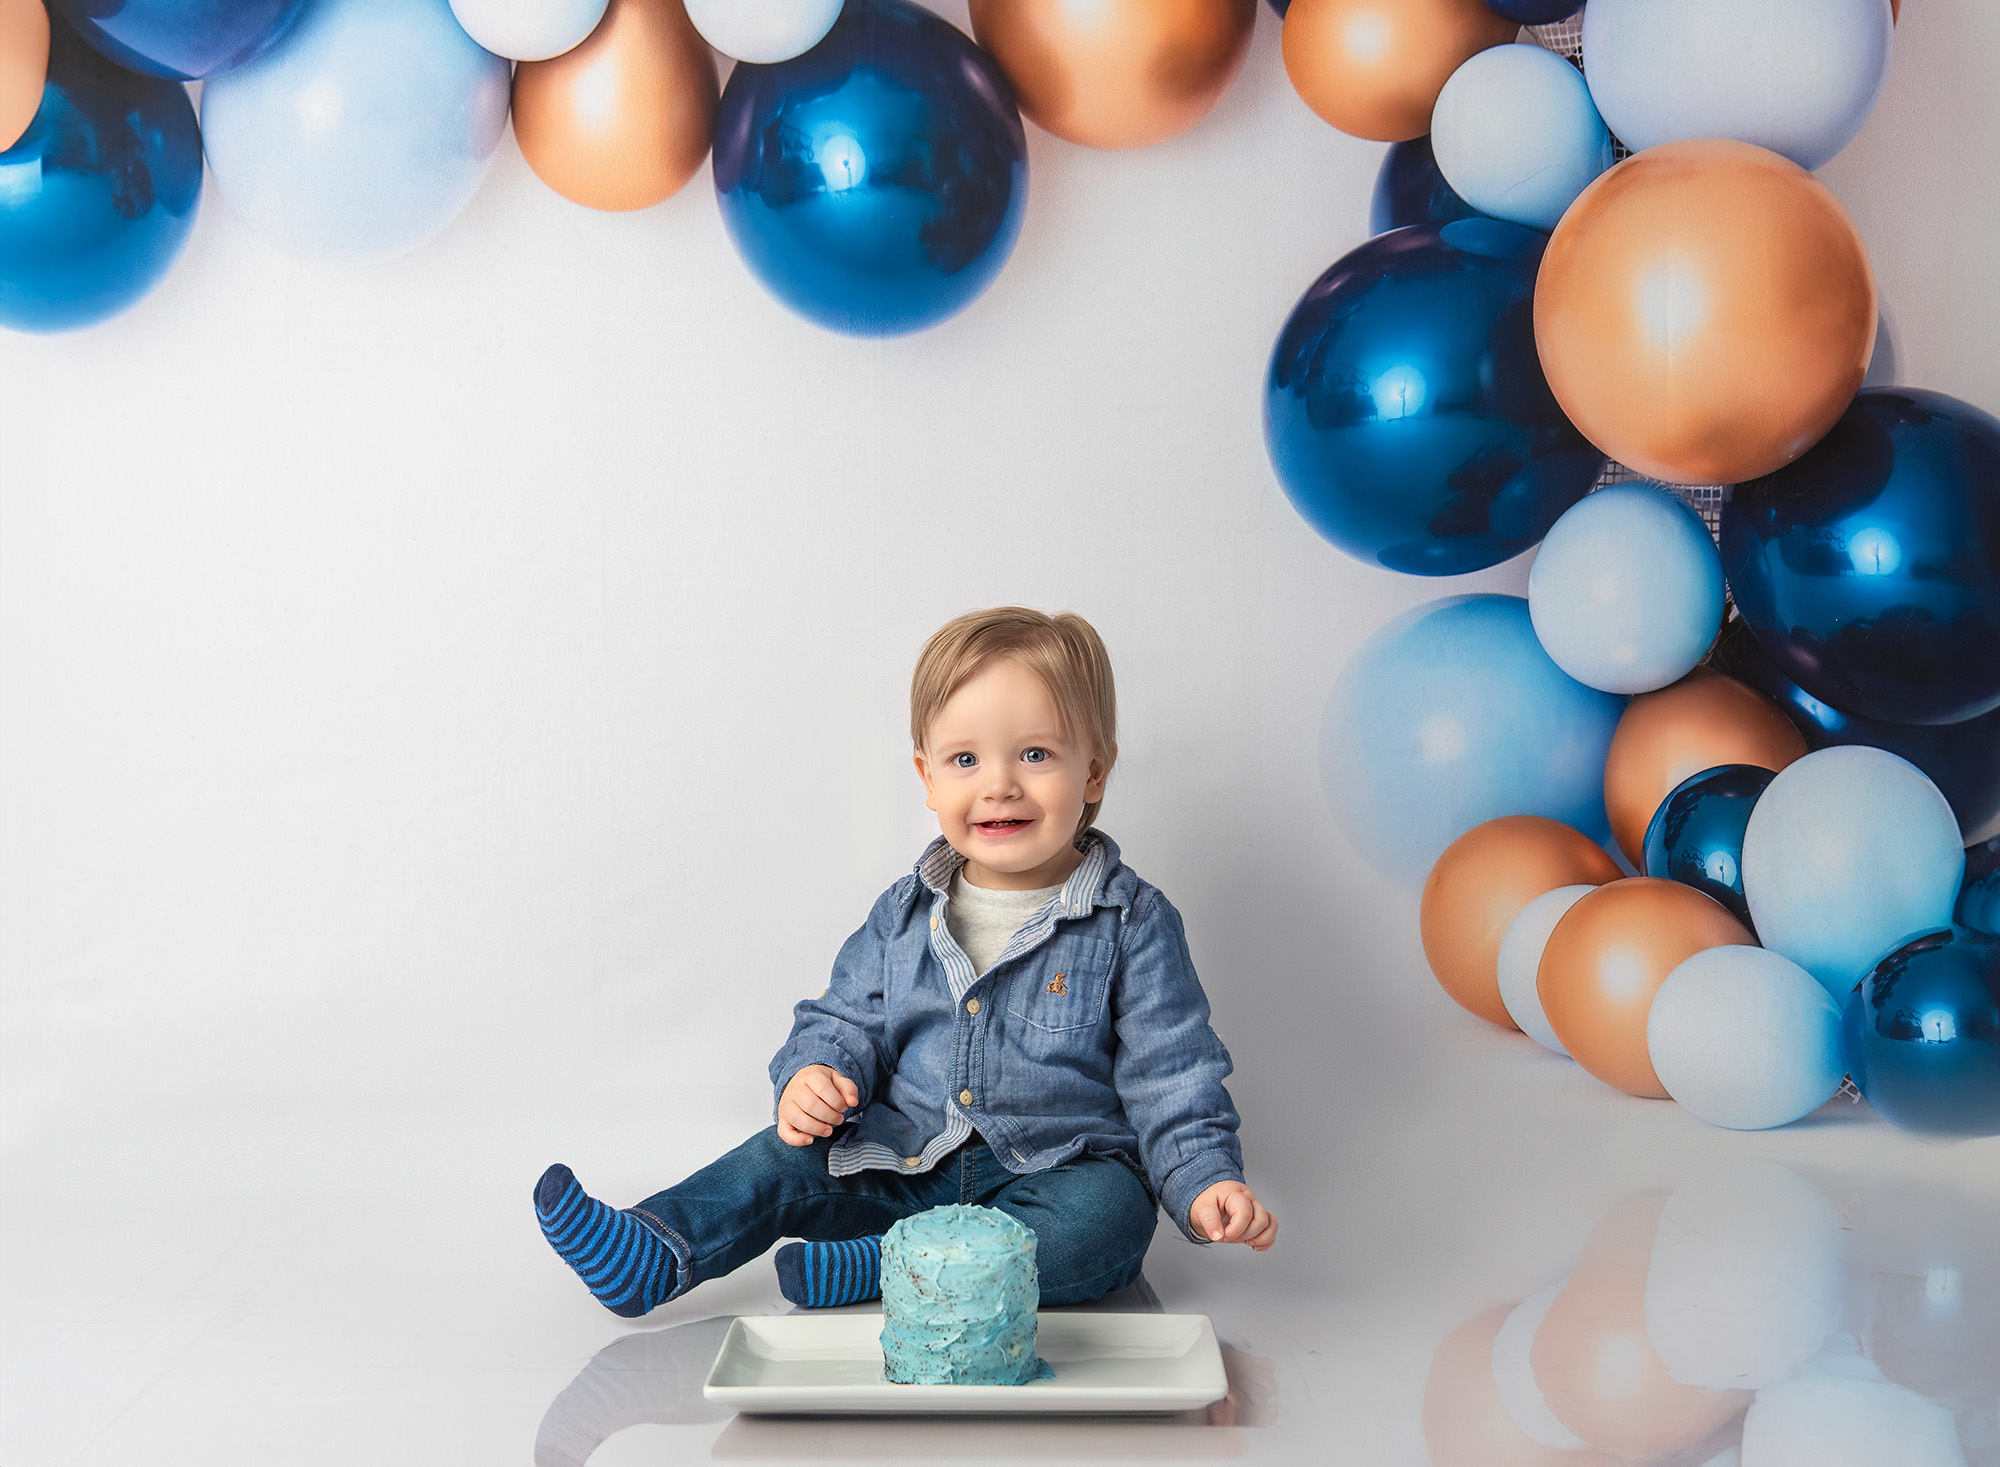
left=535, top=606, right=1275, bottom=1316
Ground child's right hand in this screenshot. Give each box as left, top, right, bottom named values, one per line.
left=777, top=1064, right=860, bottom=1146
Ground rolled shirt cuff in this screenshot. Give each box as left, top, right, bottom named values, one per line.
left=1158, top=1150, right=1248, bottom=1245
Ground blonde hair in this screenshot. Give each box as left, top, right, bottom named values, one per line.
left=910, top=607, right=1118, bottom=837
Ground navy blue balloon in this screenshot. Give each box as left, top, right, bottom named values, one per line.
left=712, top=0, right=1027, bottom=338
left=1708, top=616, right=2000, bottom=845
left=1264, top=219, right=1600, bottom=576
left=0, top=20, right=202, bottom=333
left=1960, top=838, right=2000, bottom=936
left=1723, top=389, right=2000, bottom=727
left=52, top=0, right=305, bottom=80
left=1484, top=0, right=1584, bottom=22
left=1369, top=135, right=1481, bottom=237
left=1641, top=763, right=1774, bottom=926
left=1265, top=0, right=1289, bottom=15
left=1844, top=926, right=2000, bottom=1137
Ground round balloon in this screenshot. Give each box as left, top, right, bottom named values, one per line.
left=685, top=0, right=840, bottom=62
left=1431, top=44, right=1613, bottom=232
left=1528, top=485, right=1724, bottom=695
left=1266, top=220, right=1601, bottom=576
left=1323, top=595, right=1626, bottom=886
left=1422, top=816, right=1620, bottom=1029
left=1722, top=389, right=2000, bottom=728
left=1744, top=1352, right=1967, bottom=1467
left=0, top=18, right=201, bottom=332
left=1602, top=669, right=1806, bottom=863
left=1535, top=139, right=1877, bottom=486
left=1421, top=1304, right=1617, bottom=1467
left=969, top=0, right=1254, bottom=151
left=1486, top=0, right=1582, bottom=19
left=201, top=0, right=510, bottom=261
left=1648, top=946, right=1845, bottom=1129
left=1641, top=763, right=1774, bottom=925
left=712, top=0, right=1026, bottom=337
left=513, top=0, right=716, bottom=211
left=1369, top=135, right=1480, bottom=236
left=1582, top=0, right=1892, bottom=172
left=449, top=0, right=608, bottom=61
left=1961, top=837, right=2000, bottom=936
left=1281, top=0, right=1515, bottom=143
left=50, top=0, right=304, bottom=80
left=1707, top=615, right=2000, bottom=847
left=0, top=0, right=49, bottom=152
left=1744, top=746, right=1965, bottom=1000
left=1844, top=927, right=2000, bottom=1138
left=1497, top=883, right=1596, bottom=1055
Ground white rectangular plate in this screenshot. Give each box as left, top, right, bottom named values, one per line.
left=703, top=1312, right=1226, bottom=1415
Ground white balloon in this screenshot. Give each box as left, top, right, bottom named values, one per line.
left=1490, top=1284, right=1592, bottom=1451
left=1648, top=946, right=1845, bottom=1130
left=447, top=0, right=607, bottom=60
left=1496, top=884, right=1595, bottom=1056
left=1644, top=1161, right=1845, bottom=1391
left=684, top=0, right=841, bottom=63
left=1741, top=1343, right=1967, bottom=1467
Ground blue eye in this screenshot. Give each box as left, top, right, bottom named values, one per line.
left=952, top=752, right=977, bottom=768
left=1022, top=748, right=1048, bottom=763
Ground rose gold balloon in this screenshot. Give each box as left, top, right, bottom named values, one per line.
left=1533, top=1192, right=1752, bottom=1455
left=1422, top=816, right=1621, bottom=1030
left=1422, top=1305, right=1619, bottom=1467
left=1535, top=139, right=1876, bottom=485
left=0, top=0, right=49, bottom=153
left=1539, top=879, right=1754, bottom=1097
left=1282, top=0, right=1516, bottom=143
left=969, top=0, right=1254, bottom=151
left=1603, top=668, right=1807, bottom=862
left=513, top=0, right=717, bottom=212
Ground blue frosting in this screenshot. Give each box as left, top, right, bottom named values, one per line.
left=879, top=1204, right=1052, bottom=1385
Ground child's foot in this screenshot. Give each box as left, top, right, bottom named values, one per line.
left=535, top=1163, right=678, bottom=1318
left=775, top=1235, right=882, bottom=1307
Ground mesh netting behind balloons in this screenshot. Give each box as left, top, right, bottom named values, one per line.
left=1591, top=460, right=1732, bottom=544
left=1524, top=13, right=1632, bottom=160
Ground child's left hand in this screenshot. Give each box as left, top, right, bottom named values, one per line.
left=1188, top=1180, right=1276, bottom=1250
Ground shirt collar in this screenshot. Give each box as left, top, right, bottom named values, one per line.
left=915, top=827, right=1122, bottom=920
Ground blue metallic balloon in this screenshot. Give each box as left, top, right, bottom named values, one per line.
left=1722, top=388, right=2000, bottom=727
left=1642, top=763, right=1774, bottom=926
left=1368, top=135, right=1481, bottom=237
left=1709, top=616, right=2000, bottom=846
left=712, top=0, right=1027, bottom=337
left=52, top=0, right=306, bottom=81
left=1844, top=926, right=2000, bottom=1138
left=1265, top=219, right=1600, bottom=576
left=1960, top=838, right=2000, bottom=937
left=0, top=19, right=201, bottom=333
left=1265, top=0, right=1288, bottom=15
left=1485, top=0, right=1584, bottom=21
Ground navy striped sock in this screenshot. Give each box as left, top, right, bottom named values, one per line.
left=775, top=1235, right=883, bottom=1307
left=535, top=1163, right=677, bottom=1318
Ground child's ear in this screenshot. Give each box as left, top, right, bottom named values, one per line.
left=912, top=748, right=938, bottom=812
left=1085, top=741, right=1117, bottom=800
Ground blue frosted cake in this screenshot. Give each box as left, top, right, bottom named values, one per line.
left=879, top=1205, right=1051, bottom=1385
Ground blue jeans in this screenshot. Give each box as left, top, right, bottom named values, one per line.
left=628, top=1127, right=1158, bottom=1306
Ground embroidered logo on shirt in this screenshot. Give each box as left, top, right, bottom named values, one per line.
left=1047, top=973, right=1067, bottom=995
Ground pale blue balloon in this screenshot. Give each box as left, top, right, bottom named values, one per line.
left=1743, top=747, right=1965, bottom=1000
left=1528, top=484, right=1724, bottom=694
left=1648, top=946, right=1844, bottom=1129
left=201, top=0, right=510, bottom=260
left=1429, top=44, right=1614, bottom=232
left=1323, top=595, right=1626, bottom=885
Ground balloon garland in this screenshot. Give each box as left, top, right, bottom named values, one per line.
left=0, top=0, right=1991, bottom=1133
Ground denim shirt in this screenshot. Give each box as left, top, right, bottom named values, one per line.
left=768, top=829, right=1246, bottom=1244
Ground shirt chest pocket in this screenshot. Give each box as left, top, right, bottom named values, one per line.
left=1006, top=934, right=1116, bottom=1034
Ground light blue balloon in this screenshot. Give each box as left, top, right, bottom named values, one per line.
left=1743, top=746, right=1965, bottom=1000
left=201, top=0, right=510, bottom=260
left=1323, top=595, right=1626, bottom=884
left=1648, top=945, right=1844, bottom=1130
left=1429, top=43, right=1614, bottom=232
left=1528, top=484, right=1724, bottom=694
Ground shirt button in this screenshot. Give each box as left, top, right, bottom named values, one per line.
left=965, top=998, right=980, bottom=1014
left=959, top=1089, right=973, bottom=1106
left=905, top=1156, right=922, bottom=1167
left=929, top=915, right=938, bottom=930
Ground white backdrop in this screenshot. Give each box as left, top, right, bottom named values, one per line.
left=3, top=0, right=1998, bottom=1322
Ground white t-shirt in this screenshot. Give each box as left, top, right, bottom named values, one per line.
left=946, top=870, right=1063, bottom=976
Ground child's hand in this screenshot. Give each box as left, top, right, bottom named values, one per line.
left=777, top=1064, right=860, bottom=1146
left=1189, top=1180, right=1276, bottom=1250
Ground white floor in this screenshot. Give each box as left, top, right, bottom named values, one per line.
left=6, top=1019, right=1995, bottom=1467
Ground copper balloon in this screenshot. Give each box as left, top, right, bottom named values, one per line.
left=1603, top=668, right=1806, bottom=862
left=1282, top=0, right=1515, bottom=143
left=1422, top=816, right=1621, bottom=1030
left=1532, top=1192, right=1753, bottom=1456
left=1423, top=1305, right=1619, bottom=1467
left=0, top=0, right=48, bottom=154
left=1535, top=139, right=1877, bottom=485
left=969, top=0, right=1254, bottom=151
left=1538, top=878, right=1754, bottom=1097
left=513, top=0, right=717, bottom=212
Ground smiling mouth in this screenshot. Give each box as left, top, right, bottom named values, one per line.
left=976, top=818, right=1031, bottom=833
